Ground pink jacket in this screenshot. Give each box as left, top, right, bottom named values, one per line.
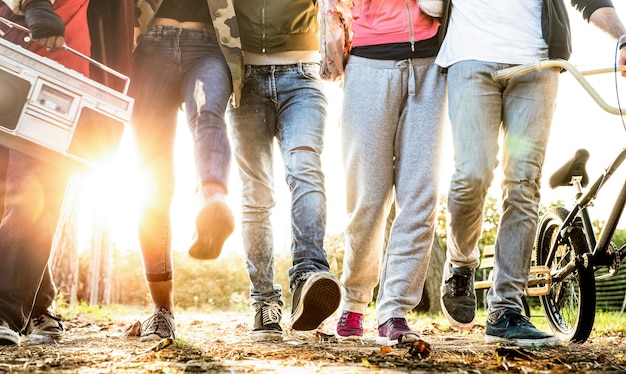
left=351, top=0, right=439, bottom=48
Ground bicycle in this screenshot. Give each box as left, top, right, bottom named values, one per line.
left=491, top=59, right=626, bottom=343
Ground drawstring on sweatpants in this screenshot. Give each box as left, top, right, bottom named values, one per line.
left=408, top=59, right=415, bottom=96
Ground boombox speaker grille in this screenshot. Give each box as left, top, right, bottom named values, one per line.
left=68, top=107, right=125, bottom=164
left=0, top=69, right=31, bottom=130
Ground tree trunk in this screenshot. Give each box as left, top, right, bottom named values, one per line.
left=415, top=235, right=444, bottom=314
left=50, top=176, right=82, bottom=305
left=88, top=202, right=113, bottom=306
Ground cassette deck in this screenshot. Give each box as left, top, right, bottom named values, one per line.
left=0, top=28, right=133, bottom=169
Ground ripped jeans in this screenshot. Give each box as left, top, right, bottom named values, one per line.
left=445, top=60, right=559, bottom=319
left=227, top=63, right=330, bottom=307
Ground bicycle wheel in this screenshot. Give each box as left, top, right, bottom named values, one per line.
left=535, top=207, right=596, bottom=343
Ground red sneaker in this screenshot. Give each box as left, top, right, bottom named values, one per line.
left=376, top=317, right=420, bottom=346
left=335, top=310, right=364, bottom=339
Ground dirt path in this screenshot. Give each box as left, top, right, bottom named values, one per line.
left=1, top=311, right=625, bottom=373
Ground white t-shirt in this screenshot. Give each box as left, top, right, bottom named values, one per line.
left=436, top=0, right=549, bottom=67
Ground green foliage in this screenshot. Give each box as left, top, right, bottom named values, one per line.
left=436, top=194, right=501, bottom=253
left=57, top=300, right=144, bottom=323
left=68, top=232, right=347, bottom=312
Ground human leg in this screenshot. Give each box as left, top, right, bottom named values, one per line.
left=376, top=58, right=446, bottom=336
left=441, top=61, right=504, bottom=330
left=485, top=67, right=559, bottom=346
left=27, top=266, right=64, bottom=337
left=0, top=151, right=67, bottom=343
left=129, top=26, right=183, bottom=340
left=273, top=63, right=339, bottom=330
left=339, top=57, right=399, bottom=325
left=227, top=65, right=283, bottom=340
left=182, top=29, right=235, bottom=260
left=28, top=164, right=70, bottom=338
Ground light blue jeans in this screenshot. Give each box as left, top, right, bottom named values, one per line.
left=445, top=60, right=559, bottom=319
left=129, top=26, right=233, bottom=282
left=228, top=63, right=330, bottom=306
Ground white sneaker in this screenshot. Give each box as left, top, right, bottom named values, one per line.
left=28, top=313, right=64, bottom=337
left=0, top=320, right=20, bottom=346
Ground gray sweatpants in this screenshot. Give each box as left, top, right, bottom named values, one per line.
left=340, top=55, right=447, bottom=325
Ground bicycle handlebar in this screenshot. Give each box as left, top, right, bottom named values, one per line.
left=492, top=60, right=626, bottom=115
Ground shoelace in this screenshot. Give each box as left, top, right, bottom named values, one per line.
left=339, top=311, right=362, bottom=327
left=32, top=316, right=46, bottom=327
left=386, top=318, right=409, bottom=333
left=261, top=303, right=282, bottom=325
left=295, top=271, right=314, bottom=286
left=32, top=314, right=60, bottom=327
left=446, top=272, right=471, bottom=297
left=501, top=312, right=533, bottom=328
left=143, top=308, right=175, bottom=337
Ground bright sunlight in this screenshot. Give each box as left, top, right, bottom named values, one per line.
left=72, top=3, right=626, bottom=256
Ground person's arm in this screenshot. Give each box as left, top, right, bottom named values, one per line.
left=588, top=7, right=626, bottom=74
left=1, top=0, right=64, bottom=49
left=22, top=0, right=64, bottom=49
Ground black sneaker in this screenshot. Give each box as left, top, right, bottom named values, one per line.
left=290, top=271, right=340, bottom=331
left=0, top=320, right=19, bottom=346
left=485, top=309, right=560, bottom=347
left=251, top=302, right=283, bottom=342
left=440, top=260, right=476, bottom=330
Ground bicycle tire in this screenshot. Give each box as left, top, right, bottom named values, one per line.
left=535, top=206, right=596, bottom=343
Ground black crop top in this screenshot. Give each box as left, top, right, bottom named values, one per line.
left=155, top=0, right=212, bottom=24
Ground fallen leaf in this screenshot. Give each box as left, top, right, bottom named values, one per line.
left=407, top=340, right=432, bottom=359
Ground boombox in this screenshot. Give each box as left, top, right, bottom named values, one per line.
left=0, top=27, right=133, bottom=169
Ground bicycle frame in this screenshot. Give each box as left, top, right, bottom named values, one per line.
left=551, top=147, right=626, bottom=284
left=492, top=59, right=626, bottom=342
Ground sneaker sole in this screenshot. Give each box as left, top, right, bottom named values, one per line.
left=250, top=330, right=284, bottom=342
left=335, top=333, right=363, bottom=341
left=0, top=328, right=20, bottom=346
left=140, top=333, right=173, bottom=342
left=29, top=330, right=64, bottom=338
left=291, top=273, right=341, bottom=331
left=440, top=295, right=476, bottom=331
left=484, top=334, right=561, bottom=347
left=376, top=332, right=420, bottom=347
left=188, top=199, right=235, bottom=260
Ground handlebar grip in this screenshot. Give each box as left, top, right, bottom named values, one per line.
left=491, top=62, right=541, bottom=82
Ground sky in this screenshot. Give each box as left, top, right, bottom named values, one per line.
left=78, top=4, right=626, bottom=256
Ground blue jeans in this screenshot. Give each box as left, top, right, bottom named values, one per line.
left=228, top=63, right=330, bottom=305
left=445, top=60, right=559, bottom=319
left=129, top=26, right=233, bottom=281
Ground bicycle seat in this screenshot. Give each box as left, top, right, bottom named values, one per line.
left=548, top=149, right=589, bottom=188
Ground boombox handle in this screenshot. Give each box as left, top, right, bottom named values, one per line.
left=0, top=16, right=130, bottom=95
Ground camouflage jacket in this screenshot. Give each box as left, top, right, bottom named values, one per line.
left=135, top=0, right=243, bottom=107
left=2, top=0, right=53, bottom=14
